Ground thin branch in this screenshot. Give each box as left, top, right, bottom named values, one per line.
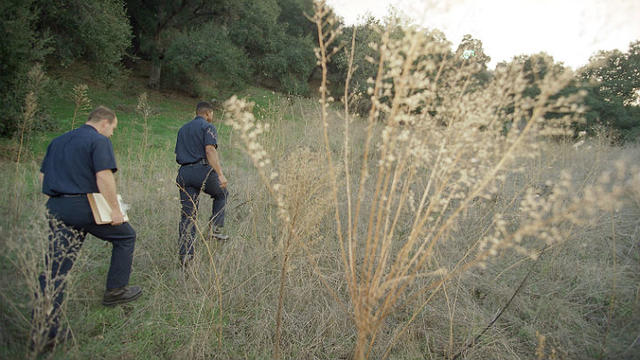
left=451, top=245, right=548, bottom=360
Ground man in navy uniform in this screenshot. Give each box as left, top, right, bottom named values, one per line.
left=175, top=101, right=228, bottom=266
left=36, top=106, right=142, bottom=348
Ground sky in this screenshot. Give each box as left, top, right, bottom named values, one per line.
left=325, top=0, right=640, bottom=70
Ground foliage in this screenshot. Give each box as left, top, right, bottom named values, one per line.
left=223, top=0, right=316, bottom=95
left=36, top=0, right=132, bottom=83
left=127, top=0, right=316, bottom=96
left=453, top=34, right=492, bottom=90
left=328, top=22, right=496, bottom=117
left=0, top=0, right=50, bottom=137
left=495, top=53, right=572, bottom=134
left=260, top=33, right=316, bottom=95
left=162, top=22, right=251, bottom=95
left=276, top=0, right=316, bottom=38
left=126, top=0, right=227, bottom=89
left=578, top=41, right=640, bottom=141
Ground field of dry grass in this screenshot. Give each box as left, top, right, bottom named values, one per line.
left=1, top=91, right=639, bottom=359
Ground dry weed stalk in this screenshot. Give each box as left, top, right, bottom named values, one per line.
left=16, top=64, right=47, bottom=164
left=2, top=215, right=83, bottom=358
left=223, top=97, right=294, bottom=359
left=223, top=98, right=334, bottom=359
left=312, top=2, right=638, bottom=358
left=226, top=2, right=640, bottom=358
left=13, top=65, right=46, bottom=222
left=70, top=84, right=91, bottom=130
left=136, top=92, right=152, bottom=153
left=16, top=93, right=37, bottom=165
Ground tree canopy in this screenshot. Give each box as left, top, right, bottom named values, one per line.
left=577, top=41, right=640, bottom=140
left=126, top=0, right=317, bottom=95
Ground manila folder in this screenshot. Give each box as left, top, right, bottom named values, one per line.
left=87, top=193, right=129, bottom=225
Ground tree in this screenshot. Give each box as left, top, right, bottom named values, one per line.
left=162, top=22, right=250, bottom=94
left=276, top=0, right=315, bottom=38
left=225, top=0, right=316, bottom=94
left=0, top=0, right=50, bottom=137
left=36, top=0, right=132, bottom=82
left=453, top=34, right=492, bottom=90
left=328, top=17, right=381, bottom=114
left=126, top=0, right=225, bottom=89
left=578, top=41, right=640, bottom=141
left=127, top=0, right=316, bottom=95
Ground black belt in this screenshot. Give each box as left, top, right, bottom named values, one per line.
left=53, top=194, right=85, bottom=198
left=181, top=159, right=208, bottom=166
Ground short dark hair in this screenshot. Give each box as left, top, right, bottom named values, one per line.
left=196, top=101, right=214, bottom=115
left=88, top=106, right=116, bottom=124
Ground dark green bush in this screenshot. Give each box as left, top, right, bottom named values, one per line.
left=163, top=23, right=251, bottom=96
left=37, top=0, right=132, bottom=84
left=0, top=0, right=49, bottom=137
left=261, top=34, right=316, bottom=95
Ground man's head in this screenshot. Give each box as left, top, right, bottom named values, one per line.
left=196, top=101, right=214, bottom=123
left=87, top=106, right=118, bottom=138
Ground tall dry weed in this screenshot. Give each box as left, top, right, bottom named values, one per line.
left=70, top=84, right=91, bottom=130
left=224, top=97, right=337, bottom=358
left=12, top=65, right=48, bottom=223
left=136, top=92, right=152, bottom=154
left=15, top=64, right=48, bottom=164
left=1, top=199, right=85, bottom=359
left=223, top=1, right=640, bottom=358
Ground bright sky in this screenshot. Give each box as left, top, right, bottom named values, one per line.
left=325, top=0, right=640, bottom=69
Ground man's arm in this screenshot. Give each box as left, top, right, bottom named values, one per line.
left=96, top=169, right=124, bottom=225
left=39, top=172, right=44, bottom=183
left=205, top=145, right=227, bottom=188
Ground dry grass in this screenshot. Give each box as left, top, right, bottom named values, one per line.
left=0, top=90, right=639, bottom=360
left=221, top=1, right=640, bottom=359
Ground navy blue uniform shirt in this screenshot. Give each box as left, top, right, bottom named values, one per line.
left=175, top=116, right=218, bottom=165
left=40, top=124, right=117, bottom=196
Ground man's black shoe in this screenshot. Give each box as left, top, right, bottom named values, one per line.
left=102, top=285, right=142, bottom=306
left=209, top=226, right=229, bottom=241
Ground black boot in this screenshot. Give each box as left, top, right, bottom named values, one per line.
left=209, top=226, right=229, bottom=241
left=102, top=285, right=142, bottom=306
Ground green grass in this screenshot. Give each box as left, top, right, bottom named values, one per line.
left=19, top=64, right=302, bottom=163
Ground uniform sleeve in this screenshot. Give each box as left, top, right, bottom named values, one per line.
left=203, top=123, right=218, bottom=148
left=92, top=137, right=118, bottom=173
left=40, top=143, right=52, bottom=173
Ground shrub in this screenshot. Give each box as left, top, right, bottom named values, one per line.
left=0, top=0, right=49, bottom=137
left=37, top=0, right=132, bottom=84
left=162, top=23, right=251, bottom=96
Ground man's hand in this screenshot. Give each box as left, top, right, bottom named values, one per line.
left=206, top=145, right=227, bottom=189
left=96, top=169, right=125, bottom=226
left=111, top=209, right=125, bottom=226
left=218, top=174, right=228, bottom=188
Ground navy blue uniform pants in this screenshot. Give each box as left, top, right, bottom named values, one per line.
left=176, top=164, right=227, bottom=256
left=38, top=196, right=136, bottom=337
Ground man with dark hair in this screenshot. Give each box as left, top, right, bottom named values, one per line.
left=175, top=101, right=229, bottom=266
left=35, top=105, right=142, bottom=349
